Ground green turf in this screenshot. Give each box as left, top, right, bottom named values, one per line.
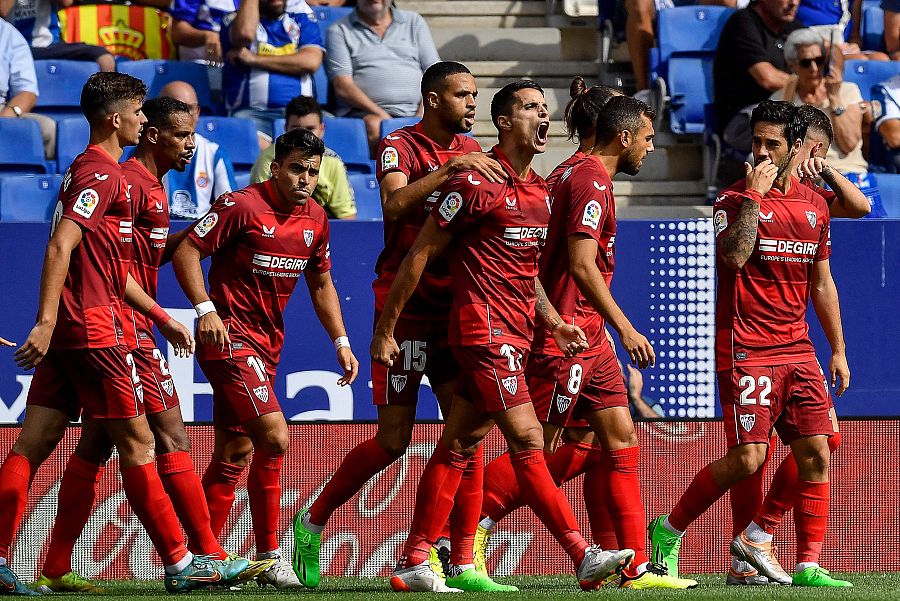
left=37, top=573, right=900, bottom=600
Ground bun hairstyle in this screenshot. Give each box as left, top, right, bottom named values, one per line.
left=564, top=76, right=622, bottom=142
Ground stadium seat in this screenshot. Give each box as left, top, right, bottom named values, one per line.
left=197, top=117, right=259, bottom=177
left=0, top=174, right=62, bottom=222
left=323, top=117, right=373, bottom=174
left=348, top=173, right=381, bottom=220
left=0, top=120, right=51, bottom=174
left=861, top=6, right=885, bottom=51
left=668, top=56, right=714, bottom=134
left=380, top=117, right=421, bottom=139
left=313, top=65, right=329, bottom=107
left=873, top=173, right=900, bottom=217
left=56, top=117, right=90, bottom=174
left=273, top=118, right=286, bottom=139
left=117, top=60, right=217, bottom=114
left=844, top=60, right=900, bottom=100
left=313, top=6, right=353, bottom=36
left=650, top=6, right=735, bottom=83
left=33, top=60, right=99, bottom=118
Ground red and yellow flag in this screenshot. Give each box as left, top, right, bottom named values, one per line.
left=58, top=5, right=175, bottom=60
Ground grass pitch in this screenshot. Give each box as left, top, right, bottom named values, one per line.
left=55, top=573, right=900, bottom=600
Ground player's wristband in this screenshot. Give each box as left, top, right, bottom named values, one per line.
left=146, top=303, right=171, bottom=327
left=195, top=301, right=217, bottom=318
left=334, top=335, right=351, bottom=350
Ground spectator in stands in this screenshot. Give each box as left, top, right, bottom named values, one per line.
left=772, top=29, right=870, bottom=181
left=1, top=0, right=115, bottom=71
left=170, top=0, right=237, bottom=64
left=250, top=95, right=356, bottom=218
left=327, top=0, right=440, bottom=149
left=886, top=0, right=900, bottom=61
left=221, top=0, right=325, bottom=140
left=796, top=0, right=888, bottom=60
left=875, top=74, right=900, bottom=172
left=624, top=0, right=693, bottom=105
left=158, top=80, right=237, bottom=218
left=0, top=18, right=55, bottom=158
left=713, top=0, right=803, bottom=154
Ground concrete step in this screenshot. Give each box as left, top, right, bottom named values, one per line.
left=433, top=28, right=562, bottom=61
left=468, top=60, right=598, bottom=77
left=426, top=15, right=546, bottom=27
left=472, top=120, right=571, bottom=141
left=408, top=1, right=547, bottom=16
left=478, top=86, right=571, bottom=119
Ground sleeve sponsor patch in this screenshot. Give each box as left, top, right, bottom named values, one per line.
left=438, top=191, right=463, bottom=222
left=581, top=200, right=602, bottom=229
left=194, top=212, right=219, bottom=237
left=381, top=147, right=399, bottom=171
left=72, top=188, right=100, bottom=219
left=714, top=209, right=728, bottom=235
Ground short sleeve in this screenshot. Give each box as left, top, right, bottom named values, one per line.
left=296, top=13, right=325, bottom=49
left=323, top=156, right=356, bottom=218
left=840, top=82, right=863, bottom=106
left=250, top=145, right=274, bottom=184
left=188, top=193, right=250, bottom=256
left=376, top=134, right=416, bottom=180
left=875, top=78, right=900, bottom=129
left=411, top=13, right=440, bottom=70
left=58, top=166, right=120, bottom=232
left=219, top=12, right=235, bottom=55
left=309, top=216, right=332, bottom=273
left=809, top=182, right=837, bottom=207
left=8, top=29, right=38, bottom=97
left=712, top=191, right=744, bottom=239
left=325, top=22, right=353, bottom=78
left=170, top=0, right=200, bottom=23
left=430, top=172, right=496, bottom=235
left=723, top=12, right=770, bottom=71
left=562, top=173, right=613, bottom=243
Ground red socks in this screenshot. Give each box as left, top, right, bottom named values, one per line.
left=729, top=445, right=772, bottom=537
left=600, top=446, right=648, bottom=566
left=120, top=463, right=187, bottom=566
left=583, top=451, right=617, bottom=550
left=449, top=447, right=483, bottom=566
left=546, top=442, right=596, bottom=485
left=401, top=443, right=468, bottom=566
left=480, top=452, right=519, bottom=522
left=309, top=438, right=395, bottom=527
left=510, top=450, right=588, bottom=567
left=668, top=464, right=726, bottom=533
left=43, top=456, right=103, bottom=578
left=0, top=452, right=34, bottom=561
left=202, top=458, right=246, bottom=537
left=157, top=451, right=226, bottom=559
left=794, top=480, right=830, bottom=565
left=247, top=452, right=284, bottom=555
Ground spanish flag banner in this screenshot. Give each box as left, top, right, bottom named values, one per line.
left=58, top=5, right=175, bottom=60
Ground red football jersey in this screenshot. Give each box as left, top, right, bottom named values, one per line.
left=431, top=146, right=552, bottom=347
left=188, top=181, right=331, bottom=372
left=713, top=177, right=831, bottom=369
left=534, top=155, right=615, bottom=357
left=373, top=123, right=483, bottom=319
left=544, top=150, right=585, bottom=191
left=51, top=145, right=133, bottom=350
left=121, top=158, right=170, bottom=350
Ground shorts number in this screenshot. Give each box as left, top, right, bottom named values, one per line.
left=246, top=356, right=267, bottom=382
left=152, top=348, right=170, bottom=377
left=567, top=364, right=583, bottom=394
left=399, top=340, right=426, bottom=372
left=499, top=344, right=523, bottom=372
left=125, top=353, right=141, bottom=387
left=738, top=375, right=772, bottom=406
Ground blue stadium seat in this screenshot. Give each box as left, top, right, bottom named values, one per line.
left=348, top=173, right=381, bottom=220
left=273, top=118, right=286, bottom=139
left=0, top=120, right=51, bottom=174
left=323, top=117, right=373, bottom=174
left=197, top=117, right=259, bottom=177
left=56, top=117, right=90, bottom=174
left=844, top=60, right=900, bottom=100
left=861, top=6, right=885, bottom=51
left=380, top=117, right=421, bottom=140
left=0, top=175, right=62, bottom=222
left=313, top=65, right=329, bottom=107
left=650, top=6, right=735, bottom=83
left=313, top=6, right=353, bottom=36
left=668, top=56, right=714, bottom=134
left=873, top=173, right=900, bottom=217
left=117, top=60, right=217, bottom=114
left=33, top=60, right=99, bottom=118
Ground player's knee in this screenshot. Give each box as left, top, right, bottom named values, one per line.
left=375, top=433, right=410, bottom=460
left=505, top=424, right=544, bottom=453
left=258, top=431, right=290, bottom=456
left=154, top=429, right=191, bottom=454
left=729, top=446, right=767, bottom=478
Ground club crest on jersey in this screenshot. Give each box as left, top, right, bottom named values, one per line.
left=253, top=385, right=269, bottom=403
left=740, top=413, right=756, bottom=433
left=194, top=212, right=218, bottom=237
left=381, top=147, right=399, bottom=171
left=304, top=229, right=314, bottom=247
left=196, top=171, right=209, bottom=189
left=439, top=191, right=463, bottom=221
left=262, top=224, right=276, bottom=238
left=391, top=374, right=407, bottom=393
left=713, top=210, right=728, bottom=235
left=582, top=200, right=602, bottom=229
left=806, top=211, right=817, bottom=228
left=555, top=394, right=572, bottom=414
left=161, top=378, right=175, bottom=397
left=502, top=375, right=518, bottom=396
left=73, top=188, right=100, bottom=219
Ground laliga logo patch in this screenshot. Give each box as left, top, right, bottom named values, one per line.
left=714, top=209, right=728, bottom=235
left=806, top=211, right=817, bottom=228
left=381, top=147, right=399, bottom=171
left=439, top=191, right=463, bottom=221
left=161, top=378, right=175, bottom=397
left=582, top=200, right=601, bottom=229
left=555, top=394, right=572, bottom=414
left=391, top=374, right=407, bottom=393
left=501, top=375, right=518, bottom=396
left=253, top=385, right=269, bottom=403
left=73, top=188, right=100, bottom=219
left=740, top=413, right=756, bottom=433
left=194, top=212, right=218, bottom=237
left=304, top=229, right=314, bottom=247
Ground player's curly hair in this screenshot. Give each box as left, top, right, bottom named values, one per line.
left=798, top=104, right=833, bottom=147
left=80, top=72, right=147, bottom=125
left=751, top=100, right=808, bottom=146
left=490, top=79, right=544, bottom=129
left=593, top=95, right=655, bottom=147
left=274, top=127, right=325, bottom=162
left=564, top=77, right=622, bottom=142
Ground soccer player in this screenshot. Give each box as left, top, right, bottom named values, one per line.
left=3, top=72, right=246, bottom=595
left=649, top=100, right=851, bottom=588
left=477, top=95, right=696, bottom=590
left=371, top=80, right=635, bottom=593
left=32, top=97, right=273, bottom=592
left=172, top=127, right=359, bottom=588
left=292, top=61, right=511, bottom=592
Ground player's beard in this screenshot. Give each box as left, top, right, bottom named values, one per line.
left=619, top=144, right=643, bottom=176
left=775, top=150, right=796, bottom=181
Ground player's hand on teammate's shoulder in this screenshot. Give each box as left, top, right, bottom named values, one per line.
left=336, top=346, right=359, bottom=386
left=13, top=322, right=54, bottom=369
left=159, top=318, right=196, bottom=358
left=620, top=327, right=655, bottom=369
left=551, top=323, right=589, bottom=358
left=197, top=312, right=230, bottom=352
left=744, top=159, right=778, bottom=197
left=445, top=152, right=506, bottom=184
left=370, top=330, right=400, bottom=367
left=796, top=157, right=830, bottom=180
left=830, top=351, right=850, bottom=397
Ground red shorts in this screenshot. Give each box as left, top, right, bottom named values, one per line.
left=27, top=347, right=143, bottom=420
left=719, top=360, right=833, bottom=447
left=452, top=343, right=531, bottom=414
left=199, top=354, right=280, bottom=428
left=528, top=347, right=628, bottom=428
left=133, top=347, right=179, bottom=415
left=372, top=313, right=457, bottom=406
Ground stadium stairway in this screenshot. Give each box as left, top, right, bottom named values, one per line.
left=411, top=0, right=709, bottom=215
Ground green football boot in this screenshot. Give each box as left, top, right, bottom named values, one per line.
left=792, top=566, right=852, bottom=587
left=291, top=510, right=322, bottom=589
left=648, top=515, right=683, bottom=578
left=445, top=567, right=518, bottom=591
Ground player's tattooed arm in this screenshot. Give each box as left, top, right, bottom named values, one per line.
left=535, top=277, right=588, bottom=358
left=717, top=197, right=760, bottom=270
left=799, top=158, right=871, bottom=218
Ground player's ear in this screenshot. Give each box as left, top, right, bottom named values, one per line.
left=619, top=128, right=632, bottom=149
left=269, top=159, right=280, bottom=180
left=426, top=91, right=439, bottom=110
left=496, top=114, right=512, bottom=132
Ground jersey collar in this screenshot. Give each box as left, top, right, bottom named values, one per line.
left=490, top=145, right=540, bottom=184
